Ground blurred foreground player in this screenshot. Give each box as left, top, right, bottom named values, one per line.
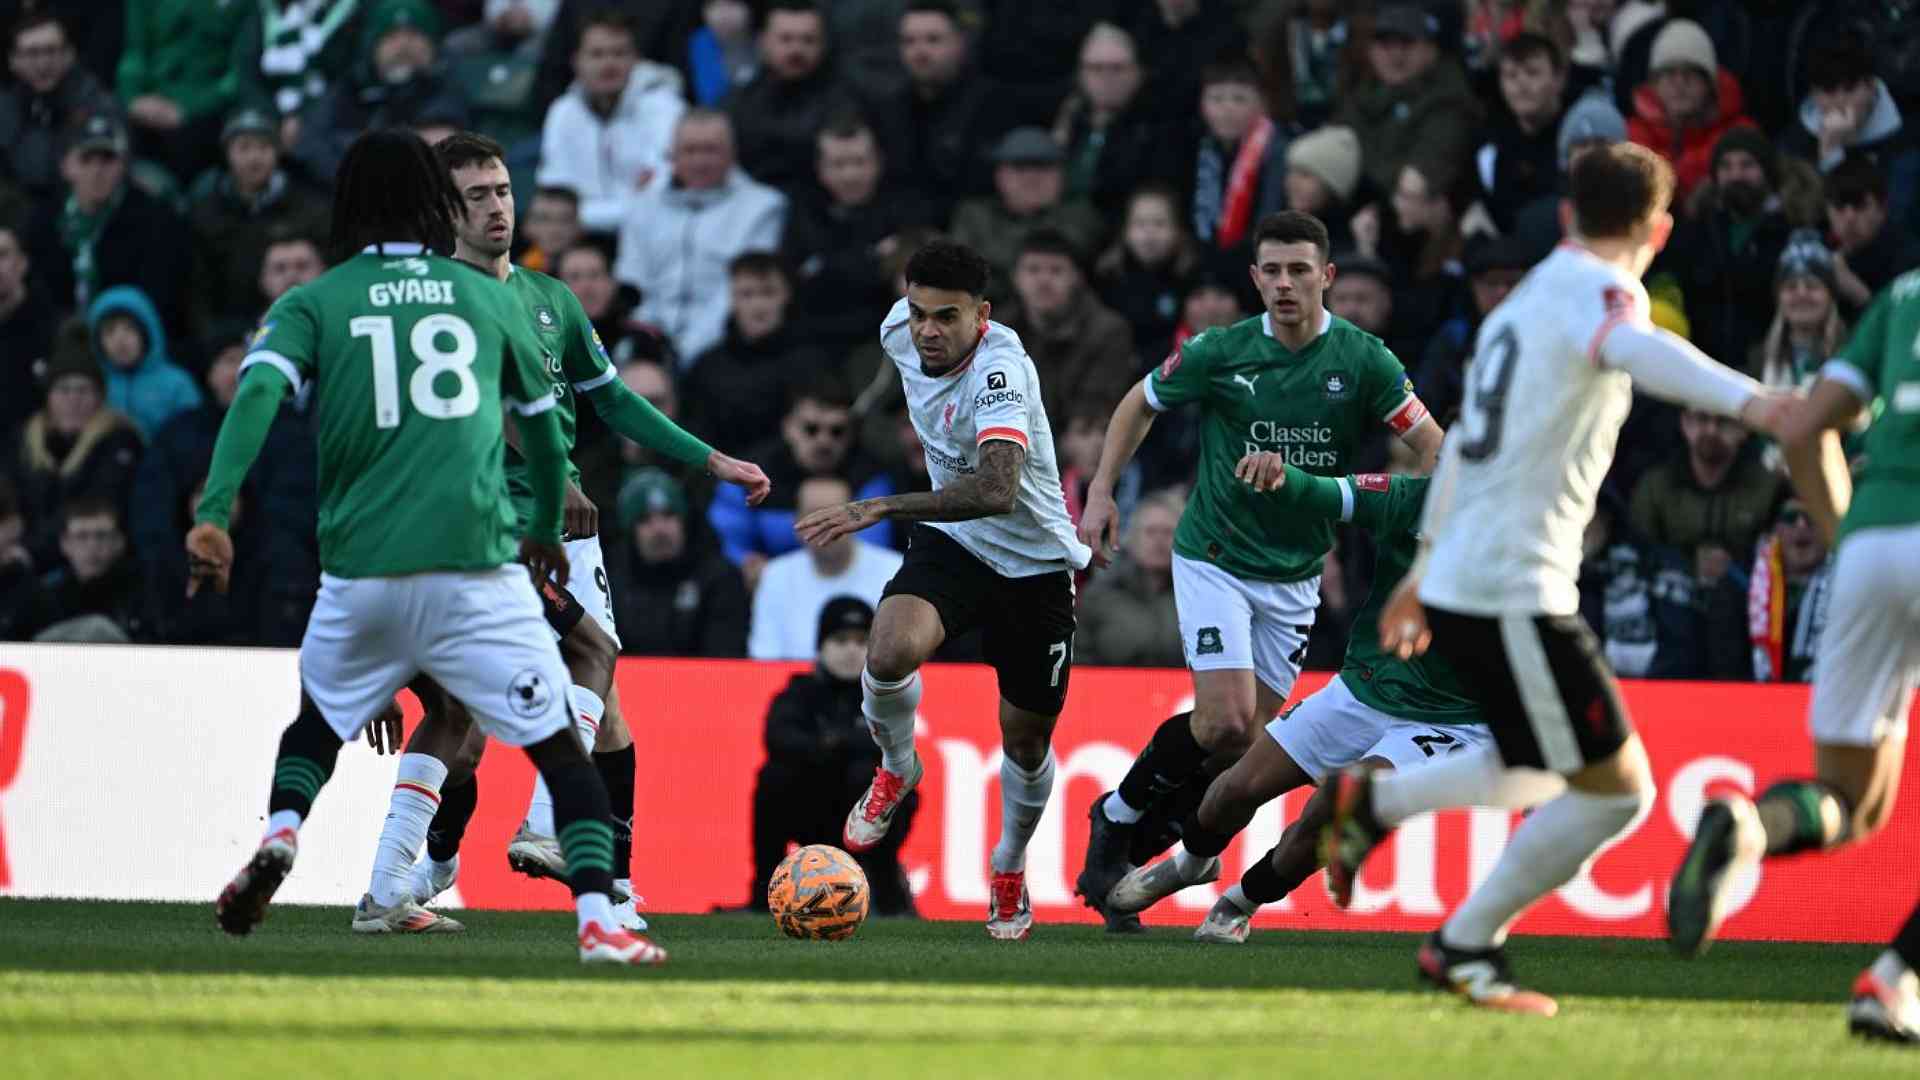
left=195, top=129, right=664, bottom=965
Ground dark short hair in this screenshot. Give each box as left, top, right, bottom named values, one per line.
left=1500, top=31, right=1564, bottom=71
left=532, top=185, right=580, bottom=207
left=903, top=0, right=964, bottom=30
left=1201, top=55, right=1261, bottom=90
left=263, top=225, right=322, bottom=253
left=1251, top=210, right=1331, bottom=260
left=1568, top=142, right=1675, bottom=239
left=790, top=373, right=854, bottom=413
left=553, top=244, right=609, bottom=274
left=728, top=250, right=790, bottom=283
left=578, top=9, right=638, bottom=46
left=61, top=495, right=120, bottom=532
left=434, top=131, right=508, bottom=174
left=1825, top=155, right=1888, bottom=207
left=904, top=238, right=990, bottom=297
left=1805, top=30, right=1875, bottom=93
left=1017, top=227, right=1082, bottom=270
left=766, top=1, right=824, bottom=21
left=10, top=12, right=68, bottom=53
left=818, top=108, right=875, bottom=144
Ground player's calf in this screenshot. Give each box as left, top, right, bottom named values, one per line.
left=216, top=703, right=342, bottom=936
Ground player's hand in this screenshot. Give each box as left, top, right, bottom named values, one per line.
left=1377, top=575, right=1432, bottom=660
left=710, top=451, right=772, bottom=506
left=185, top=523, right=235, bottom=597
left=563, top=482, right=598, bottom=539
left=1234, top=451, right=1289, bottom=492
left=796, top=500, right=882, bottom=547
left=365, top=700, right=405, bottom=755
left=1738, top=390, right=1796, bottom=440
left=1077, top=486, right=1120, bottom=568
left=520, top=537, right=569, bottom=589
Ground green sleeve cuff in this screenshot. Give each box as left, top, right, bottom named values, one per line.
left=587, top=380, right=715, bottom=467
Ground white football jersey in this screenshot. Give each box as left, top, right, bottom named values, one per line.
left=1421, top=244, right=1648, bottom=617
left=882, top=298, right=1092, bottom=577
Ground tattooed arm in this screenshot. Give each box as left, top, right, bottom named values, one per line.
left=795, top=440, right=1025, bottom=546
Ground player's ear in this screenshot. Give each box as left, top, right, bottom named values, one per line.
left=1647, top=212, right=1674, bottom=254
left=976, top=298, right=991, bottom=330
left=1322, top=258, right=1337, bottom=290
left=1558, top=198, right=1574, bottom=236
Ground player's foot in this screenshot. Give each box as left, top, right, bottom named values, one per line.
left=1417, top=930, right=1558, bottom=1016
left=1102, top=908, right=1146, bottom=934
left=1849, top=968, right=1920, bottom=1045
left=214, top=827, right=298, bottom=936
left=843, top=756, right=922, bottom=853
left=408, top=855, right=459, bottom=906
left=1194, top=897, right=1251, bottom=944
left=1073, top=792, right=1135, bottom=914
left=1667, top=794, right=1763, bottom=958
left=506, top=825, right=567, bottom=883
left=1322, top=766, right=1389, bottom=910
left=1106, top=853, right=1221, bottom=915
left=610, top=896, right=650, bottom=933
left=579, top=921, right=668, bottom=966
left=986, top=869, right=1033, bottom=941
left=351, top=893, right=465, bottom=934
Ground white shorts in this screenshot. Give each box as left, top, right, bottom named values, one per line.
left=299, top=566, right=573, bottom=747
left=562, top=535, right=620, bottom=646
left=1172, top=553, right=1319, bottom=697
left=1809, top=523, right=1920, bottom=747
left=1267, top=673, right=1494, bottom=784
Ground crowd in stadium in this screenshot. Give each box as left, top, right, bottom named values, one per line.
left=1, top=0, right=1916, bottom=687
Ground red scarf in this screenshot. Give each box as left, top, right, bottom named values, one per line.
left=1747, top=537, right=1785, bottom=681
left=1217, top=116, right=1275, bottom=250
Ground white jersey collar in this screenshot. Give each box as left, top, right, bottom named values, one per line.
left=1262, top=307, right=1331, bottom=342
left=362, top=242, right=429, bottom=255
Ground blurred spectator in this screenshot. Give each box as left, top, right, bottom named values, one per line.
left=1780, top=29, right=1918, bottom=238
left=1510, top=87, right=1626, bottom=252
left=11, top=495, right=144, bottom=641
left=554, top=243, right=659, bottom=365
left=536, top=10, right=686, bottom=237
left=0, top=13, right=119, bottom=204
left=782, top=113, right=933, bottom=355
left=616, top=109, right=787, bottom=362
left=866, top=0, right=1016, bottom=218
left=1055, top=399, right=1140, bottom=530
left=1127, top=0, right=1238, bottom=125
left=686, top=0, right=759, bottom=107
left=1415, top=234, right=1533, bottom=429
left=749, top=596, right=918, bottom=915
left=949, top=126, right=1106, bottom=296
left=9, top=320, right=141, bottom=566
left=0, top=480, right=31, bottom=639
left=293, top=0, right=471, bottom=182
left=1659, top=127, right=1789, bottom=367
left=1826, top=158, right=1920, bottom=320
left=1745, top=496, right=1833, bottom=684
left=1093, top=183, right=1200, bottom=371
left=1379, top=160, right=1474, bottom=345
left=1077, top=488, right=1182, bottom=668
left=1053, top=22, right=1170, bottom=220
left=117, top=0, right=251, bottom=182
left=188, top=106, right=330, bottom=331
left=682, top=252, right=827, bottom=461
left=1563, top=0, right=1615, bottom=82
left=1629, top=409, right=1780, bottom=590
left=1332, top=4, right=1478, bottom=206
left=1624, top=19, right=1752, bottom=202
left=148, top=476, right=275, bottom=645
left=710, top=377, right=892, bottom=587
left=1325, top=250, right=1396, bottom=344
left=1750, top=230, right=1848, bottom=392
left=1136, top=268, right=1247, bottom=490
left=975, top=0, right=1103, bottom=111
left=444, top=0, right=558, bottom=59
left=728, top=1, right=849, bottom=192
left=25, top=113, right=191, bottom=339
left=749, top=475, right=902, bottom=661
left=1475, top=32, right=1569, bottom=235
left=1275, top=0, right=1354, bottom=130
left=1283, top=124, right=1362, bottom=255
left=1000, top=228, right=1134, bottom=428
left=1190, top=58, right=1289, bottom=254
left=88, top=286, right=201, bottom=439
left=515, top=185, right=580, bottom=274
left=0, top=223, right=56, bottom=444
left=237, top=0, right=366, bottom=146
left=1576, top=488, right=1705, bottom=679
left=574, top=353, right=683, bottom=521
left=256, top=229, right=325, bottom=313
left=128, top=326, right=243, bottom=577
left=606, top=468, right=749, bottom=656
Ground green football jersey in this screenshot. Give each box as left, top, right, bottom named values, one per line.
left=1829, top=270, right=1920, bottom=542
left=243, top=244, right=556, bottom=578
left=1146, top=312, right=1422, bottom=583
left=499, top=265, right=614, bottom=530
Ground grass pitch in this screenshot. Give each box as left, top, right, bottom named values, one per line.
left=0, top=899, right=1909, bottom=1078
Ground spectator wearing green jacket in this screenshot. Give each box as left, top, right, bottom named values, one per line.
left=118, top=0, right=253, bottom=182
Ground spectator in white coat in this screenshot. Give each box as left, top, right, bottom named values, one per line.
left=616, top=107, right=787, bottom=361
left=748, top=475, right=900, bottom=661
left=536, top=9, right=687, bottom=236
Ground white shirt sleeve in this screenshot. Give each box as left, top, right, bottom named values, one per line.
left=1597, top=322, right=1759, bottom=417
left=971, top=360, right=1032, bottom=451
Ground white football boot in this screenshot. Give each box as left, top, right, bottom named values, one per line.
left=1193, top=897, right=1252, bottom=944
left=1107, top=852, right=1220, bottom=915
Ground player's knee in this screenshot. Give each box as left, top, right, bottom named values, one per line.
left=864, top=637, right=922, bottom=683
left=561, top=623, right=618, bottom=694
left=1193, top=707, right=1255, bottom=754
left=1851, top=789, right=1895, bottom=844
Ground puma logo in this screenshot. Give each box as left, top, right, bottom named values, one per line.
left=1232, top=373, right=1260, bottom=396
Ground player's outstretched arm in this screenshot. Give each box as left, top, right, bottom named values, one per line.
left=796, top=439, right=1023, bottom=546
left=581, top=381, right=769, bottom=505
left=1598, top=322, right=1780, bottom=427
left=188, top=364, right=291, bottom=595
left=1234, top=456, right=1427, bottom=536
left=1080, top=381, right=1158, bottom=564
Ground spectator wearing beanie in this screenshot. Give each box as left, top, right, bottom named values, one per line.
left=188, top=105, right=331, bottom=332
left=10, top=319, right=142, bottom=568
left=949, top=127, right=1108, bottom=301
left=1749, top=230, right=1849, bottom=393
left=1656, top=126, right=1791, bottom=367
left=1283, top=125, right=1361, bottom=254
left=605, top=468, right=749, bottom=657
left=1331, top=3, right=1479, bottom=205
left=1511, top=87, right=1628, bottom=252
left=1626, top=18, right=1754, bottom=201
left=292, top=0, right=471, bottom=181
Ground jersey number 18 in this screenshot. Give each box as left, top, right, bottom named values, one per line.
left=350, top=313, right=481, bottom=429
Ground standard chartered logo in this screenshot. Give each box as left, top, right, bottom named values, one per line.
left=1244, top=420, right=1339, bottom=466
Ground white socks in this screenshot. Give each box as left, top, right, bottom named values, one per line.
left=368, top=753, right=449, bottom=906
left=525, top=685, right=606, bottom=837
left=1102, top=790, right=1145, bottom=824
left=1222, top=882, right=1257, bottom=916
left=991, top=751, right=1056, bottom=873
left=1173, top=846, right=1212, bottom=881
left=266, top=809, right=303, bottom=838
left=576, top=891, right=614, bottom=933
left=1872, top=950, right=1919, bottom=996
left=1445, top=786, right=1649, bottom=949
left=1371, top=744, right=1568, bottom=825
left=862, top=669, right=922, bottom=777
